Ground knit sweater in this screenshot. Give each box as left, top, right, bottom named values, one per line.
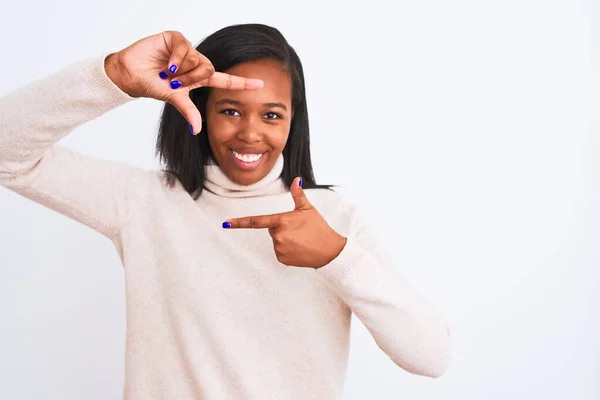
left=0, top=55, right=452, bottom=399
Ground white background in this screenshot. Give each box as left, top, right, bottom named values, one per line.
left=0, top=0, right=597, bottom=399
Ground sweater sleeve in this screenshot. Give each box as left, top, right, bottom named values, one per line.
left=0, top=55, right=145, bottom=240
left=316, top=206, right=452, bottom=378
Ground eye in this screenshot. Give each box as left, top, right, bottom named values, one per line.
left=220, top=109, right=240, bottom=116
left=264, top=112, right=281, bottom=120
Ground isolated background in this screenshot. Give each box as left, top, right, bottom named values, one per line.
left=0, top=0, right=597, bottom=399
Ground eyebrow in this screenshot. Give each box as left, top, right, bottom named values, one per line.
left=214, top=98, right=288, bottom=111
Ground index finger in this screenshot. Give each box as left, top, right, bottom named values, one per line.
left=200, top=71, right=264, bottom=90
left=223, top=213, right=282, bottom=229
left=164, top=31, right=193, bottom=74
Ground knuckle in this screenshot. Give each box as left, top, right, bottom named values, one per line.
left=278, top=217, right=293, bottom=230
left=186, top=52, right=199, bottom=65
left=176, top=75, right=189, bottom=87
left=197, top=63, right=215, bottom=79
left=275, top=252, right=286, bottom=264
left=205, top=62, right=216, bottom=75
left=205, top=59, right=216, bottom=75
left=248, top=218, right=257, bottom=229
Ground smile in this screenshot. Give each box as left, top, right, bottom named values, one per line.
left=230, top=150, right=266, bottom=170
left=232, top=150, right=263, bottom=163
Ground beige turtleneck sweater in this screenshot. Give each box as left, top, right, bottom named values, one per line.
left=0, top=55, right=452, bottom=399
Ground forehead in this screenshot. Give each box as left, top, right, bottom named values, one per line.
left=211, top=60, right=292, bottom=104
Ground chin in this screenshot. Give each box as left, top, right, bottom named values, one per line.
left=230, top=169, right=267, bottom=186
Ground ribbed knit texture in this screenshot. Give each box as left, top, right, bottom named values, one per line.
left=0, top=55, right=452, bottom=399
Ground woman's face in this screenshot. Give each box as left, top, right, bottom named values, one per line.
left=205, top=59, right=293, bottom=186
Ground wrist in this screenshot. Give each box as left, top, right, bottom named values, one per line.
left=317, top=233, right=347, bottom=269
left=104, top=53, right=135, bottom=97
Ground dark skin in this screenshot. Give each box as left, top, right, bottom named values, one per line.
left=205, top=60, right=347, bottom=268
left=205, top=59, right=292, bottom=186
left=224, top=176, right=348, bottom=269
left=105, top=32, right=346, bottom=268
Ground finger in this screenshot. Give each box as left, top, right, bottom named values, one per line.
left=164, top=31, right=192, bottom=75
left=168, top=94, right=202, bottom=135
left=223, top=213, right=284, bottom=229
left=290, top=177, right=311, bottom=210
left=170, top=45, right=209, bottom=75
left=174, top=59, right=216, bottom=90
left=199, top=72, right=264, bottom=90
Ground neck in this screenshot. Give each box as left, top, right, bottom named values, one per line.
left=203, top=154, right=286, bottom=198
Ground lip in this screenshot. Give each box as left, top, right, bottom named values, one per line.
left=230, top=149, right=266, bottom=170
left=231, top=147, right=267, bottom=155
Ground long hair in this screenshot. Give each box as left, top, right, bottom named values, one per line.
left=156, top=23, right=332, bottom=199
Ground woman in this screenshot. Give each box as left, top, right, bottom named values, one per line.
left=0, top=24, right=451, bottom=399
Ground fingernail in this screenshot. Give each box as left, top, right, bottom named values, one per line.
left=169, top=64, right=178, bottom=74
left=222, top=221, right=231, bottom=229
left=298, top=178, right=303, bottom=187
left=189, top=124, right=194, bottom=134
left=159, top=71, right=168, bottom=79
left=170, top=80, right=182, bottom=89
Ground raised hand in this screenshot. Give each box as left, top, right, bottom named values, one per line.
left=223, top=178, right=347, bottom=269
left=104, top=30, right=264, bottom=134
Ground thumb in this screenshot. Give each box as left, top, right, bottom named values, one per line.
left=291, top=177, right=311, bottom=210
left=169, top=94, right=203, bottom=135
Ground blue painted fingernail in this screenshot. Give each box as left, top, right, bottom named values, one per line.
left=159, top=71, right=168, bottom=79
left=169, top=64, right=178, bottom=74
left=299, top=178, right=303, bottom=187
left=170, top=80, right=182, bottom=89
left=189, top=124, right=194, bottom=133
left=222, top=221, right=231, bottom=229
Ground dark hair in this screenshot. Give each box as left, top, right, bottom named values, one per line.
left=156, top=23, right=332, bottom=199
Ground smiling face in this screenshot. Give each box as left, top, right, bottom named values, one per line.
left=205, top=59, right=293, bottom=186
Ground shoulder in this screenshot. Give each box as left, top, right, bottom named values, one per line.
left=123, top=168, right=191, bottom=212
left=304, top=186, right=353, bottom=211
left=305, top=187, right=390, bottom=252
left=304, top=186, right=367, bottom=233
left=134, top=169, right=190, bottom=195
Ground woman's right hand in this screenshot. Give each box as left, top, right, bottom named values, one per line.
left=104, top=30, right=263, bottom=134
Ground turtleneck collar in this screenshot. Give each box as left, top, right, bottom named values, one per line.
left=203, top=154, right=286, bottom=198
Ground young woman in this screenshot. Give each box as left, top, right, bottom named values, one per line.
left=0, top=24, right=451, bottom=399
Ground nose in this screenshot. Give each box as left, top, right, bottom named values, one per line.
left=235, top=115, right=262, bottom=144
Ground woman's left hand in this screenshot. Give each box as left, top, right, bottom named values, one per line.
left=223, top=178, right=347, bottom=269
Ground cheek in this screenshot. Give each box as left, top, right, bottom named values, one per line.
left=267, top=122, right=291, bottom=150
left=206, top=115, right=237, bottom=147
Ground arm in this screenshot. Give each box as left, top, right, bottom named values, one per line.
left=221, top=180, right=451, bottom=376
left=316, top=207, right=452, bottom=378
left=1, top=32, right=264, bottom=241
left=0, top=55, right=145, bottom=239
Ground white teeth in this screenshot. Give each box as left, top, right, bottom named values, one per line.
left=233, top=151, right=263, bottom=163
